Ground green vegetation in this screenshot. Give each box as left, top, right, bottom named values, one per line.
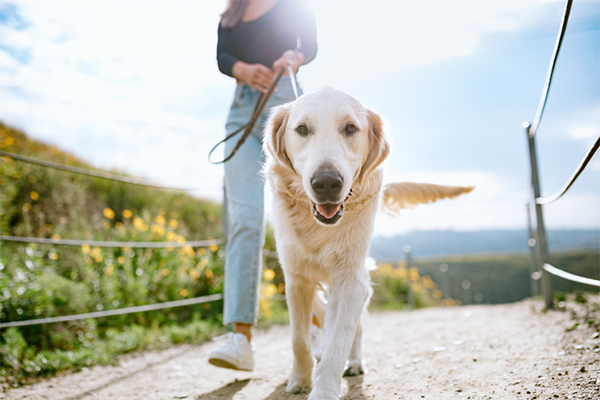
left=369, top=261, right=439, bottom=310
left=1, top=122, right=596, bottom=388
left=410, top=252, right=599, bottom=305
left=0, top=123, right=284, bottom=387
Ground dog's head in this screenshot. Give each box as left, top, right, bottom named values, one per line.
left=265, top=86, right=390, bottom=226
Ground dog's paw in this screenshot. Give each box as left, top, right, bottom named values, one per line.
left=343, top=359, right=367, bottom=376
left=286, top=379, right=311, bottom=394
left=286, top=374, right=312, bottom=394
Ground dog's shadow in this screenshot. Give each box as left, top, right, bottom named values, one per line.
left=196, top=378, right=250, bottom=400
left=196, top=376, right=368, bottom=400
left=261, top=376, right=368, bottom=400
left=341, top=375, right=368, bottom=400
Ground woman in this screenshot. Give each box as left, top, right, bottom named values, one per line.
left=209, top=0, right=317, bottom=371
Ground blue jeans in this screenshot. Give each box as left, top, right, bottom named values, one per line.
left=223, top=75, right=301, bottom=326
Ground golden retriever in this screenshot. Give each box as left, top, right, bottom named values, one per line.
left=263, top=86, right=473, bottom=399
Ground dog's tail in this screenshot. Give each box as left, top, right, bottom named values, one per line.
left=382, top=182, right=474, bottom=213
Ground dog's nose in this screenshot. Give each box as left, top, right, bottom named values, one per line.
left=311, top=170, right=343, bottom=202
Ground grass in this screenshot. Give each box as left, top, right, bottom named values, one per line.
left=0, top=123, right=286, bottom=387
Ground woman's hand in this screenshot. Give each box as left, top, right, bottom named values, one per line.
left=232, top=61, right=274, bottom=93
left=273, top=50, right=305, bottom=76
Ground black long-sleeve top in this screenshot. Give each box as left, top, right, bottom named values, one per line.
left=216, top=0, right=318, bottom=77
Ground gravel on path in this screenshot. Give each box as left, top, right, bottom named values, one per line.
left=2, top=298, right=598, bottom=400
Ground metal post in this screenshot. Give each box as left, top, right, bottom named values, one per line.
left=525, top=123, right=553, bottom=309
left=404, top=245, right=416, bottom=310
left=439, top=263, right=450, bottom=299
left=525, top=203, right=540, bottom=297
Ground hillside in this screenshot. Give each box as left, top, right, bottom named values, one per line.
left=369, top=229, right=600, bottom=259
left=1, top=122, right=597, bottom=388
left=0, top=123, right=284, bottom=385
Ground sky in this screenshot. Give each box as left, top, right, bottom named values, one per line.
left=0, top=0, right=599, bottom=237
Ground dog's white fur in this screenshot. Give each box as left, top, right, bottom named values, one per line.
left=263, top=87, right=473, bottom=399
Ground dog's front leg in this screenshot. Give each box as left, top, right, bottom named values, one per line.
left=309, top=273, right=369, bottom=400
left=285, top=274, right=316, bottom=394
left=343, top=314, right=367, bottom=376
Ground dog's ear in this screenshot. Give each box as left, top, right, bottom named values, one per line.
left=265, top=103, right=294, bottom=170
left=358, top=108, right=390, bottom=182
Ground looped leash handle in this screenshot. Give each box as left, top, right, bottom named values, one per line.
left=208, top=69, right=285, bottom=164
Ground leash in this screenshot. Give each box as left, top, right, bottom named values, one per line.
left=209, top=63, right=300, bottom=164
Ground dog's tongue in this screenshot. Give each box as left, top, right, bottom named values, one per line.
left=317, top=203, right=342, bottom=219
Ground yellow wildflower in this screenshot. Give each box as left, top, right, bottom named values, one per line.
left=103, top=208, right=115, bottom=219
left=263, top=268, right=275, bottom=281
left=133, top=216, right=148, bottom=231
left=166, top=231, right=177, bottom=241
left=155, top=215, right=166, bottom=225
left=262, top=284, right=277, bottom=297
left=30, top=191, right=39, bottom=201
left=106, top=264, right=114, bottom=276
left=409, top=267, right=420, bottom=282
left=180, top=288, right=189, bottom=297
left=81, top=244, right=90, bottom=254
left=189, top=268, right=201, bottom=280
left=122, top=209, right=133, bottom=219
left=169, top=219, right=178, bottom=229
left=151, top=224, right=165, bottom=236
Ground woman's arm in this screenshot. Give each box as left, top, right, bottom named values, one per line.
left=217, top=22, right=274, bottom=93
left=216, top=23, right=238, bottom=77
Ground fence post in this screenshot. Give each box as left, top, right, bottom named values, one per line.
left=525, top=123, right=553, bottom=309
left=404, top=245, right=416, bottom=310
left=525, top=203, right=540, bottom=297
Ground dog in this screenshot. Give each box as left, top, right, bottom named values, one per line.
left=263, top=86, right=473, bottom=399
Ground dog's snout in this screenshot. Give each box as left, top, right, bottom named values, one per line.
left=311, top=169, right=343, bottom=202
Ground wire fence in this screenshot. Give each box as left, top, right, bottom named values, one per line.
left=0, top=235, right=222, bottom=249
left=0, top=150, right=222, bottom=194
left=0, top=144, right=281, bottom=329
left=524, top=0, right=600, bottom=309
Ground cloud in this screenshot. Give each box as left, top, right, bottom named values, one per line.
left=0, top=0, right=596, bottom=236
left=302, top=0, right=564, bottom=90
left=566, top=104, right=600, bottom=141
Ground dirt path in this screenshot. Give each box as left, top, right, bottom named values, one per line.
left=2, top=299, right=598, bottom=400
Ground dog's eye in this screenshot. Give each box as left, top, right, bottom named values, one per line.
left=295, top=125, right=309, bottom=137
left=345, top=124, right=358, bottom=136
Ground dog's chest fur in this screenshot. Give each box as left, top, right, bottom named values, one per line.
left=269, top=168, right=384, bottom=277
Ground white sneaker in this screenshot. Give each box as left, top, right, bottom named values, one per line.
left=208, top=332, right=254, bottom=371
left=311, top=324, right=324, bottom=361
